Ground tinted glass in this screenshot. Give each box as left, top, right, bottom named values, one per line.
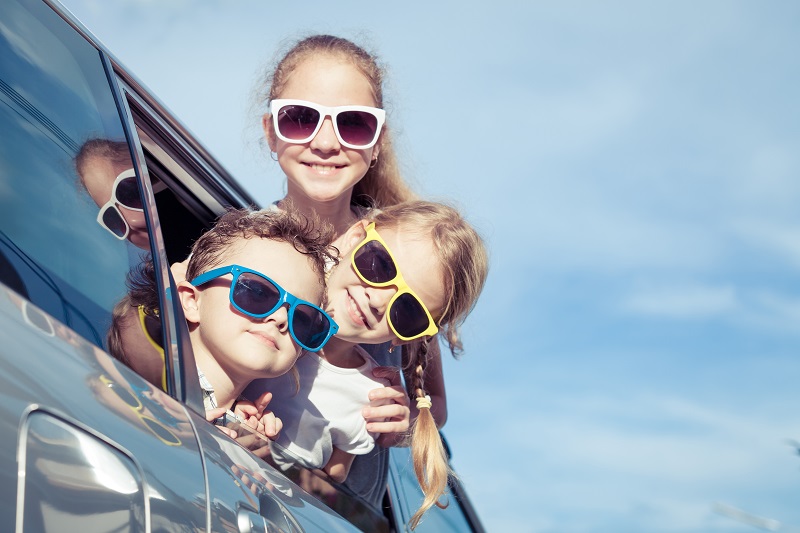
left=0, top=0, right=165, bottom=389
left=291, top=303, right=329, bottom=350
left=234, top=272, right=281, bottom=315
left=354, top=240, right=397, bottom=283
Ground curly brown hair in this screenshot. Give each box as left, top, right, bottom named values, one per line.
left=186, top=207, right=337, bottom=283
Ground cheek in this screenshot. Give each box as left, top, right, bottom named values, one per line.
left=347, top=147, right=372, bottom=165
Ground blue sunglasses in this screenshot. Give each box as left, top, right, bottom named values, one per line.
left=190, top=264, right=338, bottom=352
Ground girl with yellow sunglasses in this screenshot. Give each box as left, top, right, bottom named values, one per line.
left=249, top=200, right=488, bottom=529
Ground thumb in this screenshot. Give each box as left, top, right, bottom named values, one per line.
left=205, top=406, right=227, bottom=423
left=255, top=390, right=273, bottom=413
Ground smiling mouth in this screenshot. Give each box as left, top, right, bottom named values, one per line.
left=347, top=292, right=369, bottom=328
left=304, top=163, right=345, bottom=174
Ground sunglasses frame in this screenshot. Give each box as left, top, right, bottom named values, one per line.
left=95, top=168, right=143, bottom=240
left=138, top=305, right=167, bottom=391
left=98, top=374, right=182, bottom=446
left=351, top=223, right=439, bottom=342
left=270, top=99, right=386, bottom=150
left=190, top=264, right=338, bottom=352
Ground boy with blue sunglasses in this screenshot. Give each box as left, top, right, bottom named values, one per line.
left=176, top=208, right=337, bottom=439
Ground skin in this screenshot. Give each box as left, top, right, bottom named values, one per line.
left=177, top=237, right=325, bottom=437
left=115, top=304, right=166, bottom=388
left=80, top=156, right=149, bottom=249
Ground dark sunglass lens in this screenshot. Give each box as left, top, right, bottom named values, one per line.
left=101, top=206, right=127, bottom=237
left=109, top=382, right=140, bottom=409
left=291, top=304, right=330, bottom=350
left=143, top=313, right=164, bottom=349
left=337, top=110, right=378, bottom=146
left=141, top=416, right=181, bottom=445
left=390, top=293, right=431, bottom=338
left=353, top=241, right=396, bottom=283
left=116, top=177, right=143, bottom=209
left=277, top=105, right=320, bottom=140
left=233, top=272, right=281, bottom=315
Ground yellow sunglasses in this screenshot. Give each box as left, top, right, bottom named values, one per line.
left=351, top=223, right=439, bottom=341
left=99, top=374, right=181, bottom=446
left=138, top=305, right=167, bottom=392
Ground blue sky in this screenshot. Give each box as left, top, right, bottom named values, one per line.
left=58, top=1, right=800, bottom=531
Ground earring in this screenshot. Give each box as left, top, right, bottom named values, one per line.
left=270, top=151, right=278, bottom=162
left=369, top=156, right=378, bottom=169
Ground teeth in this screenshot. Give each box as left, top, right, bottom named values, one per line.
left=349, top=293, right=366, bottom=324
left=309, top=164, right=342, bottom=173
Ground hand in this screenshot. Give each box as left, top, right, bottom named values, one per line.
left=234, top=391, right=283, bottom=439
left=205, top=406, right=238, bottom=439
left=362, top=366, right=410, bottom=447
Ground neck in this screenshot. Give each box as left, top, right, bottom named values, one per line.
left=317, top=336, right=365, bottom=369
left=280, top=189, right=358, bottom=238
left=190, top=333, right=244, bottom=410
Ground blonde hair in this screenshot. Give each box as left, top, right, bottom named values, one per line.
left=256, top=34, right=415, bottom=209
left=74, top=138, right=132, bottom=192
left=368, top=200, right=489, bottom=529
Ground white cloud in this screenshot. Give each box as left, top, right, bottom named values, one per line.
left=734, top=220, right=800, bottom=269
left=621, top=283, right=738, bottom=318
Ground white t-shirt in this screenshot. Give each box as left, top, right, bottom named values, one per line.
left=247, top=346, right=389, bottom=470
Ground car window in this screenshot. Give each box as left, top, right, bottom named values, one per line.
left=0, top=0, right=166, bottom=388
left=387, top=445, right=481, bottom=532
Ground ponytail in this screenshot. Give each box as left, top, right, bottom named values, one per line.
left=405, top=339, right=451, bottom=529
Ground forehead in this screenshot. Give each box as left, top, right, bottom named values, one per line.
left=376, top=226, right=445, bottom=315
left=80, top=157, right=121, bottom=204
left=219, top=237, right=324, bottom=303
left=279, top=55, right=377, bottom=108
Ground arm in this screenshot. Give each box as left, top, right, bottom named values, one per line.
left=320, top=447, right=356, bottom=483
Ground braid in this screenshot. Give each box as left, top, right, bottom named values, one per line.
left=407, top=339, right=451, bottom=529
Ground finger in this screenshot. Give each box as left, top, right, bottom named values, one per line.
left=205, top=406, right=227, bottom=423
left=363, top=403, right=410, bottom=421
left=245, top=415, right=259, bottom=429
left=368, top=385, right=409, bottom=404
left=255, top=390, right=273, bottom=413
left=261, top=412, right=279, bottom=438
left=236, top=402, right=259, bottom=417
left=367, top=420, right=410, bottom=434
left=217, top=425, right=238, bottom=439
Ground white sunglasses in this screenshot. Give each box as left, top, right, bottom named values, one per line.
left=95, top=168, right=143, bottom=240
left=270, top=99, right=385, bottom=150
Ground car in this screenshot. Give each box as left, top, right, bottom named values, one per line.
left=0, top=0, right=485, bottom=531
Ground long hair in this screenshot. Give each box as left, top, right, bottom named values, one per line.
left=255, top=34, right=416, bottom=208
left=369, top=200, right=489, bottom=528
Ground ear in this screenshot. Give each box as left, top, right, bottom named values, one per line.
left=262, top=113, right=277, bottom=152
left=177, top=281, right=201, bottom=324
left=371, top=140, right=381, bottom=162
left=336, top=219, right=370, bottom=258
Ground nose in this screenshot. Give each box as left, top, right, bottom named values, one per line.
left=265, top=303, right=290, bottom=332
left=365, top=285, right=397, bottom=317
left=309, top=116, right=340, bottom=153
